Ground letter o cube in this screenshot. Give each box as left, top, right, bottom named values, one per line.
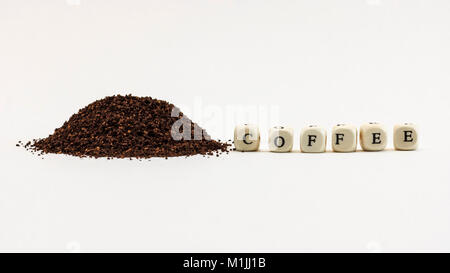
left=269, top=126, right=294, bottom=152
left=300, top=125, right=327, bottom=153
left=234, top=124, right=260, bottom=151
left=359, top=122, right=387, bottom=151
left=394, top=123, right=418, bottom=151
left=332, top=124, right=357, bottom=152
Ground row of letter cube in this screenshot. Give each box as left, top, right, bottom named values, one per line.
left=234, top=123, right=418, bottom=152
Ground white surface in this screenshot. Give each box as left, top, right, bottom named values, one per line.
left=1, top=0, right=450, bottom=252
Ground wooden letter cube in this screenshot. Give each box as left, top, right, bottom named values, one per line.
left=234, top=124, right=260, bottom=151
left=359, top=122, right=387, bottom=151
left=394, top=123, right=418, bottom=151
left=300, top=125, right=327, bottom=153
left=268, top=126, right=294, bottom=152
left=332, top=124, right=357, bottom=152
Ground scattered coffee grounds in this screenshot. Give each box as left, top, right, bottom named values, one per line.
left=22, top=95, right=230, bottom=159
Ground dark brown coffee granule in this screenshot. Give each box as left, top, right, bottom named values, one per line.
left=22, top=95, right=230, bottom=159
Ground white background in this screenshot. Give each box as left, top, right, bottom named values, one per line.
left=1, top=0, right=449, bottom=252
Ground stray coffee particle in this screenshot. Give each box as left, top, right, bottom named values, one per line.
left=22, top=95, right=230, bottom=159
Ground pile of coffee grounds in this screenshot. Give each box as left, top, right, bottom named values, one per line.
left=22, top=95, right=230, bottom=159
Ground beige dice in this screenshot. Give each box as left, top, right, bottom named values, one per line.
left=359, top=122, right=387, bottom=151
left=332, top=124, right=357, bottom=152
left=300, top=125, right=327, bottom=153
left=394, top=123, right=418, bottom=151
left=234, top=124, right=260, bottom=151
left=268, top=126, right=294, bottom=152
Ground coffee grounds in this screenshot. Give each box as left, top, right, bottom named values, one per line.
left=22, top=95, right=230, bottom=159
